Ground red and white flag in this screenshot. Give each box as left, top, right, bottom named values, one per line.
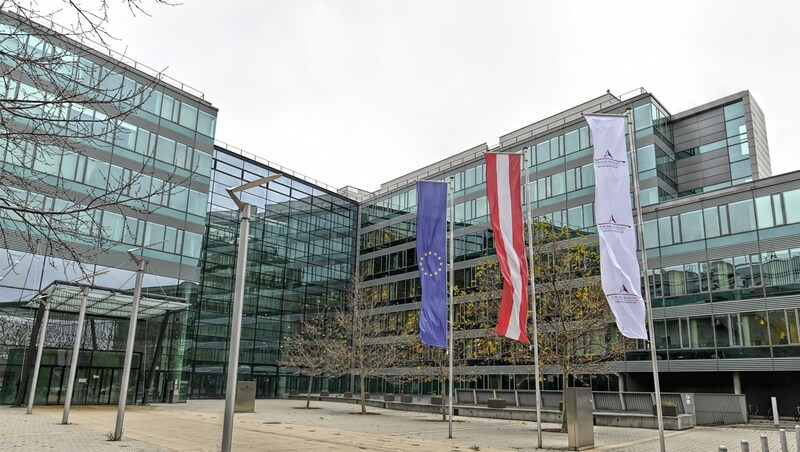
left=485, top=153, right=529, bottom=343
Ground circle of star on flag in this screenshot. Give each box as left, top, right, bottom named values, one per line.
left=419, top=251, right=444, bottom=277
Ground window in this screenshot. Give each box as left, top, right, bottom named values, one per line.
left=637, top=145, right=656, bottom=172
left=740, top=312, right=769, bottom=346
left=564, top=130, right=579, bottom=154
left=634, top=104, right=653, bottom=131
left=179, top=103, right=198, bottom=129
left=728, top=199, right=756, bottom=234
left=679, top=210, right=704, bottom=242
left=703, top=207, right=720, bottom=238
left=785, top=189, right=800, bottom=223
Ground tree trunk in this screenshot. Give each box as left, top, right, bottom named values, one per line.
left=306, top=375, right=314, bottom=409
left=440, top=378, right=446, bottom=421
left=359, top=376, right=367, bottom=414
left=561, top=371, right=569, bottom=433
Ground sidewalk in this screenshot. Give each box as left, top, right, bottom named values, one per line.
left=2, top=399, right=799, bottom=451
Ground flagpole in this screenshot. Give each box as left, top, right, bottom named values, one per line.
left=625, top=109, right=666, bottom=452
left=448, top=176, right=455, bottom=439
left=521, top=148, right=543, bottom=448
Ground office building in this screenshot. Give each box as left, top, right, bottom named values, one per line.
left=359, top=89, right=800, bottom=415
left=0, top=10, right=217, bottom=405
left=2, top=10, right=799, bottom=417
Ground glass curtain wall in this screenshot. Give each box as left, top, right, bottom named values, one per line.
left=186, top=147, right=357, bottom=398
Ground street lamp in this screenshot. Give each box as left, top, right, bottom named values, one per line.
left=221, top=174, right=281, bottom=452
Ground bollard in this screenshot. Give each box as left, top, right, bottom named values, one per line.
left=772, top=397, right=780, bottom=426
left=741, top=439, right=749, bottom=452
left=719, top=446, right=727, bottom=452
left=795, top=426, right=799, bottom=451
left=779, top=429, right=787, bottom=452
left=761, top=434, right=769, bottom=452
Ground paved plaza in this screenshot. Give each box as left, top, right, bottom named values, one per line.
left=1, top=399, right=799, bottom=451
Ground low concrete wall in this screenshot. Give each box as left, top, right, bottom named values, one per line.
left=594, top=412, right=695, bottom=430
left=288, top=394, right=695, bottom=430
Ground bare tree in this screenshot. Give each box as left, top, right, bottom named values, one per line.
left=530, top=221, right=626, bottom=431
left=0, top=1, right=182, bottom=270
left=333, top=271, right=397, bottom=414
left=400, top=298, right=478, bottom=420
left=279, top=305, right=350, bottom=409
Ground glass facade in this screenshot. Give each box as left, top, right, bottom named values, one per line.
left=355, top=91, right=792, bottom=396
left=3, top=8, right=796, bottom=409
left=185, top=146, right=358, bottom=398
left=0, top=11, right=215, bottom=405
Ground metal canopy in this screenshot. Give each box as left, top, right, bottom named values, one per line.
left=25, top=280, right=190, bottom=320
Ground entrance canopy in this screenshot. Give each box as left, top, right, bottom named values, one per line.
left=24, top=280, right=190, bottom=319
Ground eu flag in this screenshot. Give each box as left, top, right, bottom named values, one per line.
left=416, top=181, right=447, bottom=348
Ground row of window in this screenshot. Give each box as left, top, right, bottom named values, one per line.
left=0, top=188, right=203, bottom=259
left=649, top=308, right=799, bottom=351
left=649, top=247, right=800, bottom=306
left=643, top=190, right=800, bottom=248
left=5, top=78, right=214, bottom=179
left=0, top=22, right=216, bottom=137
left=4, top=141, right=209, bottom=220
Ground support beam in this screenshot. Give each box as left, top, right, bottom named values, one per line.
left=62, top=286, right=89, bottom=424
left=142, top=311, right=172, bottom=405
left=733, top=371, right=742, bottom=395
left=15, top=302, right=45, bottom=407
left=27, top=301, right=50, bottom=414
left=114, top=250, right=147, bottom=440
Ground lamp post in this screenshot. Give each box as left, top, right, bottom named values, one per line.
left=221, top=174, right=281, bottom=452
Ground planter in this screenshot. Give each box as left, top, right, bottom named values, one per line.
left=384, top=394, right=395, bottom=402
left=320, top=391, right=330, bottom=397
left=431, top=395, right=444, bottom=405
left=401, top=394, right=414, bottom=403
left=654, top=404, right=678, bottom=417
left=343, top=392, right=353, bottom=398
left=488, top=399, right=507, bottom=409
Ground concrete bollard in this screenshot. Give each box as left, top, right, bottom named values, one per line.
left=741, top=439, right=749, bottom=452
left=772, top=397, right=779, bottom=426
left=761, top=434, right=769, bottom=452
left=778, top=429, right=787, bottom=452
left=795, top=426, right=799, bottom=451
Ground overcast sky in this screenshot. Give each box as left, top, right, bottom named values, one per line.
left=94, top=1, right=800, bottom=192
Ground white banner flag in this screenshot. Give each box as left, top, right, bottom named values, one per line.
left=585, top=115, right=647, bottom=339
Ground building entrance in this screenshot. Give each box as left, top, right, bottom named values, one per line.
left=0, top=348, right=141, bottom=406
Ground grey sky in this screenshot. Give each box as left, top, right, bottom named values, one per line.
left=99, top=0, right=800, bottom=192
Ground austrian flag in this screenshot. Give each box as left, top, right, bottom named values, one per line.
left=485, top=153, right=529, bottom=343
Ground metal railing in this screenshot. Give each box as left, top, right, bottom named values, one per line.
left=12, top=9, right=206, bottom=99
left=214, top=140, right=343, bottom=196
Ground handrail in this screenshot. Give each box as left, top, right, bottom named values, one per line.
left=13, top=9, right=206, bottom=100
left=213, top=140, right=343, bottom=196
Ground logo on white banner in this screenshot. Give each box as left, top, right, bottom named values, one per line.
left=607, top=285, right=641, bottom=304
left=598, top=214, right=632, bottom=233
left=594, top=149, right=626, bottom=168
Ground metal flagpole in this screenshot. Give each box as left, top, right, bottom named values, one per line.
left=625, top=108, right=666, bottom=452
left=448, top=176, right=455, bottom=439
left=522, top=148, right=543, bottom=449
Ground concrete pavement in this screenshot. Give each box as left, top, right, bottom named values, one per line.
left=1, top=399, right=799, bottom=451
